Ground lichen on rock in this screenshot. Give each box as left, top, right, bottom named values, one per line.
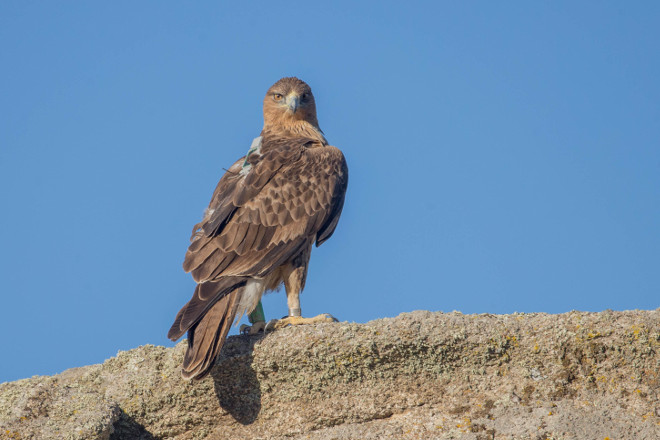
left=1, top=310, right=659, bottom=439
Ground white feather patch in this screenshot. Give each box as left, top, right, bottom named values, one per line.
left=240, top=136, right=263, bottom=176
left=234, top=278, right=267, bottom=324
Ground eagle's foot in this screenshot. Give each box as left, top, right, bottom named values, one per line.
left=265, top=313, right=338, bottom=331
left=240, top=320, right=267, bottom=335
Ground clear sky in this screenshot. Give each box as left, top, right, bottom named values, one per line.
left=1, top=2, right=659, bottom=383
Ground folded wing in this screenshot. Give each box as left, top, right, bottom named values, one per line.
left=168, top=138, right=348, bottom=364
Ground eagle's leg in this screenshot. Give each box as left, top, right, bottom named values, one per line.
left=286, top=268, right=302, bottom=317
left=239, top=301, right=266, bottom=335
left=265, top=263, right=338, bottom=331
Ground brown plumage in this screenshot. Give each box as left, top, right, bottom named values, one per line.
left=168, top=77, right=348, bottom=380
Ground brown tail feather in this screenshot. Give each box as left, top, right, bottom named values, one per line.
left=167, top=277, right=247, bottom=341
left=181, top=286, right=242, bottom=380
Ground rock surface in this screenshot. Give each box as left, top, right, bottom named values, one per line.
left=1, top=310, right=659, bottom=439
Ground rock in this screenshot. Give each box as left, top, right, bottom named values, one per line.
left=1, top=310, right=659, bottom=439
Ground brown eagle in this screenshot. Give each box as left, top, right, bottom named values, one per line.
left=168, top=77, right=348, bottom=380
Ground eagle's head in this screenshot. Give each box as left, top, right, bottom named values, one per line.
left=263, top=77, right=321, bottom=134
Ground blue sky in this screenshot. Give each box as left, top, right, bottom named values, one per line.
left=1, top=1, right=658, bottom=383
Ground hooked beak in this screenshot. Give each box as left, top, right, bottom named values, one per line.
left=285, top=94, right=300, bottom=113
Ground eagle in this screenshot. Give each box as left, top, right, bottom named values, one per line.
left=167, top=77, right=348, bottom=380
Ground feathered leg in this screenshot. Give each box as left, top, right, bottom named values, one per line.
left=265, top=262, right=337, bottom=331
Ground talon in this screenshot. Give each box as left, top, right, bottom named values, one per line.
left=322, top=313, right=339, bottom=322
left=240, top=321, right=266, bottom=335
left=265, top=319, right=279, bottom=332
left=265, top=313, right=338, bottom=331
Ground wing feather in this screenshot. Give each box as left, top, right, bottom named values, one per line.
left=208, top=253, right=236, bottom=279
left=183, top=142, right=346, bottom=279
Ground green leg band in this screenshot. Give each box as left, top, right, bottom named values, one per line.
left=248, top=301, right=265, bottom=324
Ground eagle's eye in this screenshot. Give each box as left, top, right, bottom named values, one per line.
left=273, top=93, right=284, bottom=101
left=301, top=93, right=309, bottom=100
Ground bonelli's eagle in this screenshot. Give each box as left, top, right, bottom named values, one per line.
left=168, top=77, right=348, bottom=380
